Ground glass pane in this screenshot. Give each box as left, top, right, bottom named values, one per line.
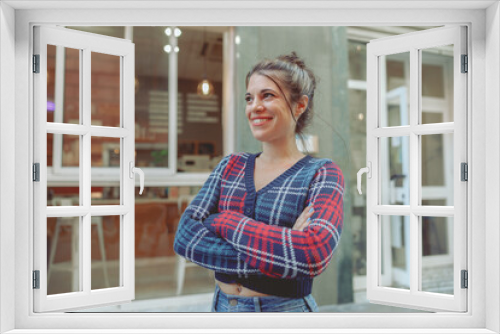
left=47, top=133, right=80, bottom=206
left=421, top=45, right=454, bottom=123
left=91, top=216, right=120, bottom=290
left=47, top=45, right=80, bottom=124
left=422, top=112, right=443, bottom=124
left=380, top=215, right=410, bottom=290
left=421, top=133, right=454, bottom=205
left=133, top=26, right=170, bottom=168
left=91, top=137, right=121, bottom=205
left=380, top=52, right=410, bottom=127
left=348, top=41, right=367, bottom=81
left=177, top=27, right=224, bottom=172
left=61, top=134, right=80, bottom=167
left=91, top=52, right=121, bottom=127
left=420, top=216, right=454, bottom=295
left=47, top=216, right=80, bottom=294
left=380, top=136, right=410, bottom=205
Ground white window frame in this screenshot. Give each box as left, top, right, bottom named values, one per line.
left=2, top=2, right=499, bottom=333
left=33, top=25, right=136, bottom=312
left=366, top=25, right=467, bottom=312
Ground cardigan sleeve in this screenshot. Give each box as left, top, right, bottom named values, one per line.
left=173, top=155, right=261, bottom=276
left=204, top=161, right=344, bottom=279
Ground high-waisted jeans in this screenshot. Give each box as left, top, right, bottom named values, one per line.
left=211, top=285, right=319, bottom=312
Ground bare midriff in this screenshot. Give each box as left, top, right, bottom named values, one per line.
left=216, top=279, right=271, bottom=297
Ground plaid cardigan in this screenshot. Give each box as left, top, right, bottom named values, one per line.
left=173, top=152, right=344, bottom=297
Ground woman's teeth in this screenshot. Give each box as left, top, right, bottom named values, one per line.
left=252, top=118, right=271, bottom=124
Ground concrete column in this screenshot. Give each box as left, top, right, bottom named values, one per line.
left=233, top=26, right=353, bottom=306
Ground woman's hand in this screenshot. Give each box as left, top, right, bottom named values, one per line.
left=292, top=204, right=314, bottom=231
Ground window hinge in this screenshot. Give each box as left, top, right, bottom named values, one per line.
left=33, top=54, right=40, bottom=73
left=461, top=162, right=468, bottom=181
left=33, top=270, right=40, bottom=289
left=461, top=270, right=468, bottom=289
left=33, top=163, right=40, bottom=182
left=461, top=54, right=468, bottom=73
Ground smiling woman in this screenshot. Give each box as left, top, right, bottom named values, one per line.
left=174, top=53, right=345, bottom=312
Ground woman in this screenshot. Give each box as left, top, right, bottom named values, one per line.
left=174, top=52, right=344, bottom=312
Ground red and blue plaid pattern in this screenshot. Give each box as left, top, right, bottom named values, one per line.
left=174, top=152, right=344, bottom=282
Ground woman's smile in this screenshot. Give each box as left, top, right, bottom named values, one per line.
left=251, top=116, right=274, bottom=126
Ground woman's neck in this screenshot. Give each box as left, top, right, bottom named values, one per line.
left=259, top=138, right=305, bottom=164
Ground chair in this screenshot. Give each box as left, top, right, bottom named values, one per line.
left=175, top=194, right=197, bottom=295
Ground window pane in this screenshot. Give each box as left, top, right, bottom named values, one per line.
left=421, top=45, right=454, bottom=123
left=91, top=216, right=120, bottom=290
left=380, top=136, right=410, bottom=205
left=421, top=133, right=454, bottom=205
left=177, top=27, right=224, bottom=172
left=420, top=216, right=454, bottom=295
left=47, top=133, right=80, bottom=206
left=348, top=41, right=367, bottom=81
left=47, top=45, right=80, bottom=124
left=380, top=215, right=410, bottom=290
left=380, top=52, right=410, bottom=127
left=91, top=52, right=121, bottom=127
left=91, top=137, right=121, bottom=205
left=47, top=216, right=80, bottom=294
left=134, top=26, right=170, bottom=168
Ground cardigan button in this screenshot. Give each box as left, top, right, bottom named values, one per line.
left=245, top=208, right=252, bottom=215
left=229, top=299, right=238, bottom=306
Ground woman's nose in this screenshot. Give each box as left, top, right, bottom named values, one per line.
left=253, top=100, right=264, bottom=112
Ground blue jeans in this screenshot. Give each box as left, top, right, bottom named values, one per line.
left=211, top=285, right=319, bottom=312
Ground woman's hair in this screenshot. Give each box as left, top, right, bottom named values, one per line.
left=245, top=52, right=317, bottom=137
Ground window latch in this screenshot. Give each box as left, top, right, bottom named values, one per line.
left=357, top=162, right=372, bottom=195
left=129, top=162, right=144, bottom=195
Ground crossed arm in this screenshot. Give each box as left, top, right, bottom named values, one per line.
left=173, top=155, right=344, bottom=279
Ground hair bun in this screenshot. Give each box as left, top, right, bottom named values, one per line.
left=278, top=52, right=306, bottom=69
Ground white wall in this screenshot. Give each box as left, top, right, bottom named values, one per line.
left=485, top=2, right=500, bottom=333
left=0, top=2, right=16, bottom=333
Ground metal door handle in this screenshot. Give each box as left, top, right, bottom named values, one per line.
left=357, top=162, right=372, bottom=195
left=129, top=162, right=144, bottom=195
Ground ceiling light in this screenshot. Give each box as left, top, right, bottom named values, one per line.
left=164, top=45, right=172, bottom=53
left=164, top=27, right=172, bottom=36
left=174, top=46, right=179, bottom=53
left=174, top=28, right=182, bottom=37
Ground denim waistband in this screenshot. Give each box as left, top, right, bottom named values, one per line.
left=211, top=285, right=318, bottom=312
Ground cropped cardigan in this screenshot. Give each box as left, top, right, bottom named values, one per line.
left=173, top=152, right=344, bottom=298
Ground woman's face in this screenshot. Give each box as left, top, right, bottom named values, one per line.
left=245, top=74, right=300, bottom=144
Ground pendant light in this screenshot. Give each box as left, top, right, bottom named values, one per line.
left=197, top=28, right=215, bottom=98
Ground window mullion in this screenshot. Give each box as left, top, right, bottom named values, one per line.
left=168, top=31, right=178, bottom=174
left=409, top=47, right=419, bottom=294
left=82, top=47, right=92, bottom=294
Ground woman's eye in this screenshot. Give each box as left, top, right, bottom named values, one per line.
left=264, top=93, right=274, bottom=98
left=245, top=96, right=252, bottom=103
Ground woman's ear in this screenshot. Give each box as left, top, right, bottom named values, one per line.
left=295, top=95, right=309, bottom=118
